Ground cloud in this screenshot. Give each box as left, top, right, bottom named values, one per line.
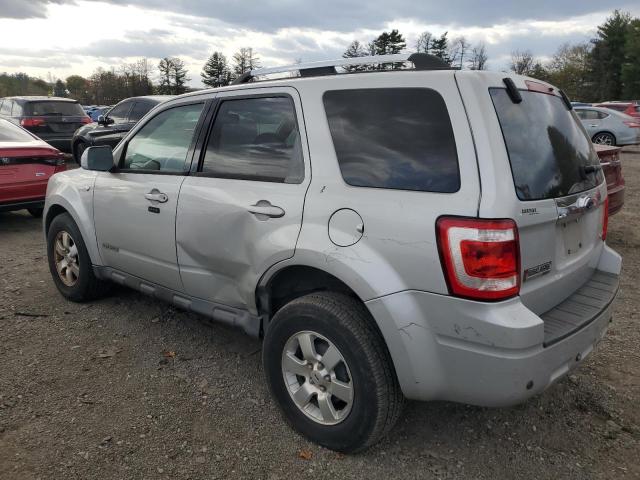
left=0, top=0, right=76, bottom=19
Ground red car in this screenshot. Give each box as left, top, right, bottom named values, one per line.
left=594, top=144, right=625, bottom=216
left=595, top=102, right=640, bottom=119
left=0, top=118, right=66, bottom=217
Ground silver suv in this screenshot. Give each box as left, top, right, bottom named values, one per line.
left=44, top=53, right=621, bottom=453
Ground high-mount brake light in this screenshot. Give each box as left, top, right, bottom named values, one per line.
left=436, top=217, right=520, bottom=301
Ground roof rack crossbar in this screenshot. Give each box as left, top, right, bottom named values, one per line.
left=231, top=53, right=451, bottom=85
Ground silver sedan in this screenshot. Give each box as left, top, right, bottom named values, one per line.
left=575, top=106, right=640, bottom=146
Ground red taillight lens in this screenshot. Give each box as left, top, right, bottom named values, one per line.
left=602, top=197, right=609, bottom=241
left=81, top=116, right=92, bottom=124
left=437, top=217, right=520, bottom=301
left=20, top=118, right=45, bottom=127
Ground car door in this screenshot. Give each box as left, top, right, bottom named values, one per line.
left=176, top=88, right=310, bottom=309
left=92, top=100, right=133, bottom=148
left=93, top=100, right=206, bottom=291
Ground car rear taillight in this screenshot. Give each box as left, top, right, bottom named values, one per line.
left=436, top=217, right=520, bottom=301
left=20, top=118, right=45, bottom=127
left=602, top=197, right=609, bottom=241
left=81, top=116, right=92, bottom=124
left=623, top=120, right=640, bottom=128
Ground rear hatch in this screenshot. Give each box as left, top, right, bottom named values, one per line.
left=460, top=73, right=609, bottom=317
left=21, top=101, right=88, bottom=138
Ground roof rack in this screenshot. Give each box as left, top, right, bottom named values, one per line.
left=231, top=53, right=452, bottom=85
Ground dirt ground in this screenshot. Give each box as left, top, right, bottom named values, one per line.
left=1, top=148, right=639, bottom=480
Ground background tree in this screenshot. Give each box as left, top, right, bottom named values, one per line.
left=430, top=33, right=451, bottom=64
left=157, top=57, right=173, bottom=94
left=622, top=18, right=640, bottom=98
left=65, top=75, right=88, bottom=102
left=467, top=43, right=488, bottom=70
left=370, top=29, right=406, bottom=69
left=342, top=40, right=368, bottom=72
left=0, top=72, right=49, bottom=96
left=53, top=79, right=66, bottom=97
left=510, top=49, right=536, bottom=75
left=170, top=58, right=189, bottom=94
left=546, top=43, right=592, bottom=101
left=449, top=36, right=471, bottom=69
left=202, top=51, right=230, bottom=87
left=232, top=48, right=260, bottom=79
left=590, top=10, right=632, bottom=101
left=415, top=31, right=433, bottom=54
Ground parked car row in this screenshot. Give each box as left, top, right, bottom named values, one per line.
left=570, top=100, right=640, bottom=146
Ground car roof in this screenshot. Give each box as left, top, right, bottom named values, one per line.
left=122, top=95, right=175, bottom=104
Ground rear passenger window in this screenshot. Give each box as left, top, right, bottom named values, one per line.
left=323, top=88, right=460, bottom=193
left=200, top=96, right=304, bottom=183
left=122, top=103, right=204, bottom=173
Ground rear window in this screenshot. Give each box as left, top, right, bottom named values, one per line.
left=491, top=89, right=603, bottom=200
left=323, top=88, right=460, bottom=193
left=0, top=119, right=35, bottom=142
left=25, top=101, right=85, bottom=116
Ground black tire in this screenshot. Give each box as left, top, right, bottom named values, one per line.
left=27, top=207, right=43, bottom=218
left=46, top=212, right=110, bottom=302
left=263, top=292, right=404, bottom=453
left=592, top=132, right=616, bottom=146
left=74, top=140, right=87, bottom=163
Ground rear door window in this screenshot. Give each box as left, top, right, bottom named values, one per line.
left=25, top=101, right=84, bottom=116
left=129, top=101, right=152, bottom=122
left=107, top=101, right=133, bottom=123
left=490, top=89, right=603, bottom=200
left=323, top=88, right=460, bottom=193
left=200, top=96, right=304, bottom=183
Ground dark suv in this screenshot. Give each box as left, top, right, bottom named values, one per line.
left=0, top=96, right=91, bottom=152
left=71, top=95, right=173, bottom=161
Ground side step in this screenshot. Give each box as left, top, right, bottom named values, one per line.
left=94, top=266, right=262, bottom=338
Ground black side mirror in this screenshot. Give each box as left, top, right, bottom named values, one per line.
left=80, top=146, right=114, bottom=172
left=98, top=115, right=114, bottom=125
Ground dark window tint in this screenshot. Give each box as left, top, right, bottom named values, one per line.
left=129, top=101, right=152, bottom=122
left=25, top=101, right=84, bottom=116
left=122, top=103, right=203, bottom=173
left=323, top=88, right=460, bottom=192
left=201, top=96, right=304, bottom=183
left=107, top=101, right=132, bottom=123
left=491, top=89, right=603, bottom=200
left=0, top=119, right=34, bottom=142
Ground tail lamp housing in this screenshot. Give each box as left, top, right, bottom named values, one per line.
left=436, top=217, right=520, bottom=301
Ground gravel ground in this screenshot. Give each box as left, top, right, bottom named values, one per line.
left=1, top=148, right=639, bottom=480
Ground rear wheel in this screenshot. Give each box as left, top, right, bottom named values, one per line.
left=46, top=213, right=110, bottom=301
left=263, top=292, right=403, bottom=453
left=592, top=132, right=616, bottom=146
left=27, top=208, right=43, bottom=218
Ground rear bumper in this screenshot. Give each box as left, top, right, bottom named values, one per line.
left=366, top=245, right=622, bottom=406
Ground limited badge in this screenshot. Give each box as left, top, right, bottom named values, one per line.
left=524, top=261, right=552, bottom=281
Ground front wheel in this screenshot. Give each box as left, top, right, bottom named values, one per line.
left=592, top=132, right=616, bottom=146
left=46, top=213, right=110, bottom=301
left=262, top=292, right=404, bottom=453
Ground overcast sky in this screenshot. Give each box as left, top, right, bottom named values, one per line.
left=0, top=0, right=638, bottom=87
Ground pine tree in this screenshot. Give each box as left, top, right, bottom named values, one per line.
left=202, top=51, right=230, bottom=88
left=371, top=29, right=406, bottom=69
left=170, top=58, right=189, bottom=94
left=158, top=57, right=173, bottom=94
left=622, top=18, right=640, bottom=98
left=430, top=33, right=451, bottom=64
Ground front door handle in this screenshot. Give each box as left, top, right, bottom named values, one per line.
left=144, top=190, right=168, bottom=203
left=247, top=200, right=285, bottom=219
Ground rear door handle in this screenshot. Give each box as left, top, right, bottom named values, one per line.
left=247, top=201, right=285, bottom=219
left=144, top=190, right=168, bottom=203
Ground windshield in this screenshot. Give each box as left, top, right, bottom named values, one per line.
left=25, top=101, right=85, bottom=116
left=491, top=88, right=603, bottom=200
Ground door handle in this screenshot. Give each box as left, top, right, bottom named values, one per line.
left=247, top=201, right=285, bottom=219
left=144, top=190, right=168, bottom=203
left=589, top=124, right=598, bottom=127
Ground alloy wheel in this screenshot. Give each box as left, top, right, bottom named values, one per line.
left=54, top=230, right=80, bottom=286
